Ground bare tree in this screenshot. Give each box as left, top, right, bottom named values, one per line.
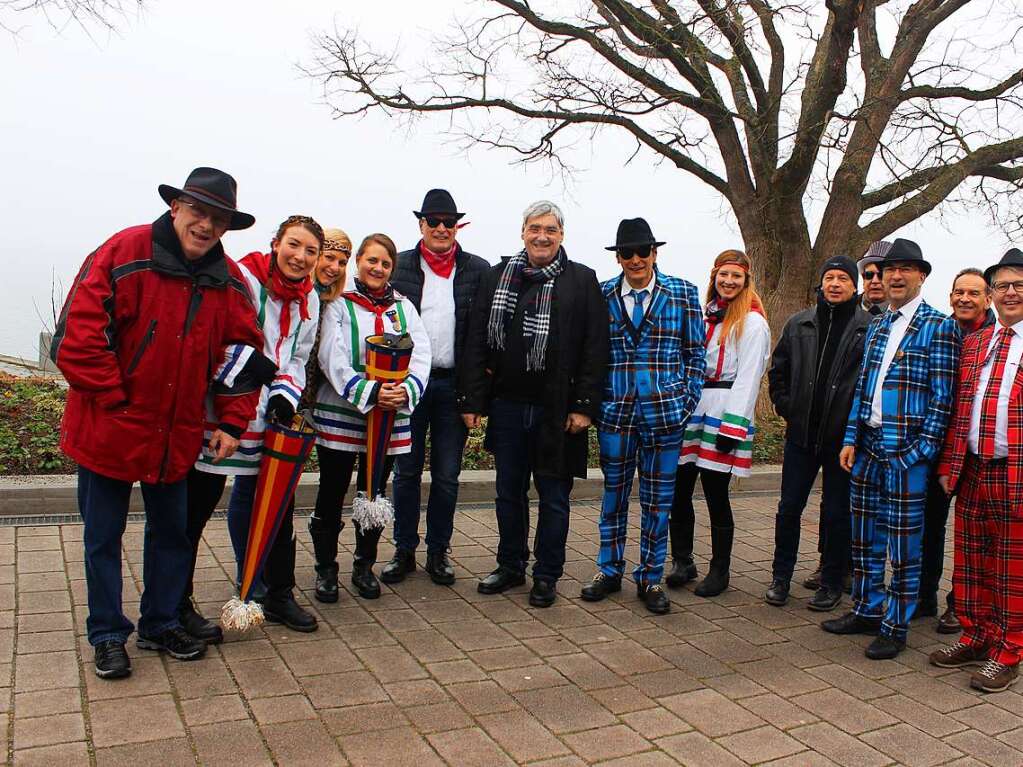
left=307, top=0, right=1023, bottom=331
left=1, top=0, right=143, bottom=36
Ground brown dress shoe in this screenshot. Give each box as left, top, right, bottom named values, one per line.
left=937, top=604, right=962, bottom=635
left=929, top=641, right=987, bottom=669
left=971, top=660, right=1020, bottom=693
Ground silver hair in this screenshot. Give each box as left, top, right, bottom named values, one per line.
left=521, top=200, right=564, bottom=230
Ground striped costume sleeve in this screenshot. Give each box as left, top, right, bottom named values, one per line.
left=719, top=314, right=772, bottom=441
left=268, top=292, right=319, bottom=409
left=399, top=299, right=433, bottom=415
left=213, top=343, right=255, bottom=388
left=318, top=298, right=379, bottom=414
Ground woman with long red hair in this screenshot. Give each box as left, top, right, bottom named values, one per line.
left=667, top=249, right=772, bottom=597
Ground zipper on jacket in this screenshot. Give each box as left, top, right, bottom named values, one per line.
left=159, top=278, right=202, bottom=482
left=810, top=303, right=833, bottom=451
left=126, top=319, right=157, bottom=375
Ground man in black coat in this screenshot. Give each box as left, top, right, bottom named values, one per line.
left=380, top=189, right=491, bottom=587
left=458, top=200, right=609, bottom=607
left=766, top=256, right=872, bottom=611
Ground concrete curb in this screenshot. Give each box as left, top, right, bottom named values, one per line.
left=0, top=465, right=797, bottom=517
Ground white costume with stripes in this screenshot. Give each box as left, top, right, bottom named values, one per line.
left=313, top=291, right=431, bottom=453
left=194, top=260, right=319, bottom=476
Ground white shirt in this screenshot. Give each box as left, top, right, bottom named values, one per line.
left=967, top=320, right=1023, bottom=458
left=868, top=293, right=924, bottom=428
left=620, top=273, right=656, bottom=322
left=419, top=259, right=457, bottom=369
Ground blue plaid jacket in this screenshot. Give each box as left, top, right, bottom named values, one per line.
left=599, top=271, right=705, bottom=435
left=843, top=299, right=960, bottom=471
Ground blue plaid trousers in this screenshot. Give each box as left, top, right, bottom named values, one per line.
left=850, top=427, right=929, bottom=642
left=597, top=426, right=682, bottom=586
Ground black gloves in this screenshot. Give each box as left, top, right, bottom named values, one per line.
left=715, top=434, right=740, bottom=454
left=265, top=395, right=296, bottom=425
left=243, top=351, right=278, bottom=387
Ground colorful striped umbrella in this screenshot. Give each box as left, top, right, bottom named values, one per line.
left=222, top=411, right=317, bottom=631
left=352, top=333, right=414, bottom=530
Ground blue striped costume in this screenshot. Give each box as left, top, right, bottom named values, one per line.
left=843, top=298, right=959, bottom=641
left=596, top=272, right=705, bottom=585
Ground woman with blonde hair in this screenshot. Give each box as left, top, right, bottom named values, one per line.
left=667, top=249, right=771, bottom=597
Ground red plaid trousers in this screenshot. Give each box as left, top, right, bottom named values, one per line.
left=954, top=454, right=1023, bottom=664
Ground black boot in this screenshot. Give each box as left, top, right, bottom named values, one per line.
left=260, top=590, right=318, bottom=633
left=694, top=525, right=732, bottom=598
left=314, top=562, right=340, bottom=604
left=351, top=559, right=381, bottom=599
left=381, top=549, right=416, bottom=584
left=665, top=556, right=698, bottom=588
left=178, top=598, right=223, bottom=644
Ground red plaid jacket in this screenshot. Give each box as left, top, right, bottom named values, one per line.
left=937, top=323, right=1023, bottom=495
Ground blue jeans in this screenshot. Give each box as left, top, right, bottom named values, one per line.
left=78, top=466, right=190, bottom=645
left=226, top=474, right=295, bottom=598
left=487, top=398, right=573, bottom=582
left=771, top=439, right=851, bottom=589
left=392, top=376, right=468, bottom=554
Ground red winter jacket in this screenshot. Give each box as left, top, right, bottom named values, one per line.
left=52, top=214, right=264, bottom=484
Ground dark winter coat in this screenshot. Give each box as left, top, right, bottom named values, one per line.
left=457, top=257, right=610, bottom=479
left=768, top=293, right=872, bottom=455
left=389, top=242, right=490, bottom=368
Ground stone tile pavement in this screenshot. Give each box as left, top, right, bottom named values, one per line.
left=0, top=491, right=1019, bottom=765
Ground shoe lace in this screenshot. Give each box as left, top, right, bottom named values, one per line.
left=592, top=572, right=608, bottom=582
left=647, top=584, right=664, bottom=595
left=942, top=641, right=970, bottom=656
left=977, top=659, right=1005, bottom=679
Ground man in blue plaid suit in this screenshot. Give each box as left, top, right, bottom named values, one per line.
left=823, top=238, right=960, bottom=659
left=580, top=219, right=705, bottom=614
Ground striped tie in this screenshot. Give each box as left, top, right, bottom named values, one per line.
left=978, top=327, right=1014, bottom=460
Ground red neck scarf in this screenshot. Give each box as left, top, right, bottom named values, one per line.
left=419, top=240, right=457, bottom=279
left=703, top=295, right=766, bottom=380
left=343, top=282, right=397, bottom=335
left=241, top=252, right=313, bottom=357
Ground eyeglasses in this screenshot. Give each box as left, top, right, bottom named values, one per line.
left=178, top=198, right=232, bottom=229
left=423, top=215, right=458, bottom=229
left=618, top=247, right=653, bottom=260
left=862, top=269, right=880, bottom=281
left=992, top=280, right=1023, bottom=294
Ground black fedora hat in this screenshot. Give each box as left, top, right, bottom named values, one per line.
left=878, top=237, right=931, bottom=275
left=604, top=217, right=666, bottom=252
left=983, top=247, right=1023, bottom=284
left=413, top=189, right=464, bottom=220
left=158, top=167, right=255, bottom=230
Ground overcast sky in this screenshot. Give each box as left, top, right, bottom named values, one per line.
left=0, top=0, right=1013, bottom=360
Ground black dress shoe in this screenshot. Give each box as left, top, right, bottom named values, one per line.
left=580, top=572, right=622, bottom=602
left=529, top=579, right=557, bottom=608
left=807, top=586, right=842, bottom=612
left=178, top=599, right=224, bottom=644
left=94, top=640, right=131, bottom=679
left=638, top=583, right=671, bottom=615
left=820, top=611, right=882, bottom=635
left=425, top=551, right=456, bottom=586
left=352, top=561, right=381, bottom=599
left=477, top=567, right=526, bottom=595
left=694, top=566, right=729, bottom=598
left=865, top=634, right=905, bottom=660
left=260, top=592, right=319, bottom=632
left=765, top=579, right=790, bottom=606
left=380, top=549, right=415, bottom=584
left=314, top=562, right=340, bottom=603
left=137, top=626, right=207, bottom=660
left=802, top=563, right=823, bottom=590
left=665, top=558, right=698, bottom=588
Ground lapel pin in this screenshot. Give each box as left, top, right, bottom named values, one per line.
left=896, top=350, right=905, bottom=360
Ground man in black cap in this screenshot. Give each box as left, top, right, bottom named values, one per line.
left=50, top=168, right=267, bottom=679
left=933, top=248, right=1023, bottom=692
left=380, top=189, right=490, bottom=587
left=823, top=238, right=959, bottom=660
left=858, top=241, right=892, bottom=316
left=579, top=219, right=704, bottom=614
left=765, top=256, right=871, bottom=611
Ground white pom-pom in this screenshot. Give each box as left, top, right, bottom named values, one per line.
left=221, top=597, right=265, bottom=632
left=351, top=491, right=394, bottom=530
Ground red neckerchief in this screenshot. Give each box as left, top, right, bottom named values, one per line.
left=343, top=286, right=396, bottom=335
left=240, top=251, right=312, bottom=358
left=419, top=240, right=457, bottom=279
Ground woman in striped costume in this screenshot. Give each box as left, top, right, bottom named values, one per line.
left=668, top=250, right=771, bottom=598
left=187, top=215, right=322, bottom=634
left=312, top=233, right=431, bottom=600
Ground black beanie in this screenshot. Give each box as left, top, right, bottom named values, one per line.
left=819, top=255, right=859, bottom=288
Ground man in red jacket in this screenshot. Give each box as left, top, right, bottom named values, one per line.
left=51, top=168, right=265, bottom=680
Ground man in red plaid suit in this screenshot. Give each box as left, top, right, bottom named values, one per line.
left=932, top=248, right=1023, bottom=693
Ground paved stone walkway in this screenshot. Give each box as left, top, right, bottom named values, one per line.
left=0, top=492, right=1019, bottom=766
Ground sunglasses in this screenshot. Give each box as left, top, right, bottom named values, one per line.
left=618, top=247, right=653, bottom=260
left=423, top=215, right=459, bottom=229
left=863, top=269, right=880, bottom=281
